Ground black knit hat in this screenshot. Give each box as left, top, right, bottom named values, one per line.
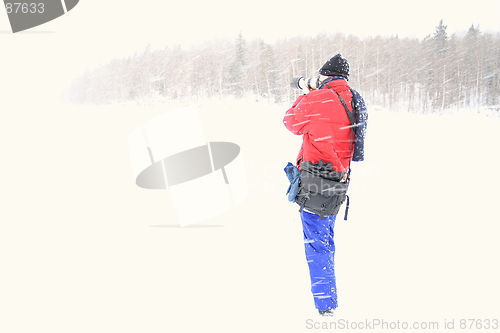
left=319, top=54, right=349, bottom=79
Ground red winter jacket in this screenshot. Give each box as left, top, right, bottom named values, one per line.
left=284, top=78, right=355, bottom=173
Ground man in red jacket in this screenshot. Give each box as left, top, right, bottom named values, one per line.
left=284, top=54, right=367, bottom=316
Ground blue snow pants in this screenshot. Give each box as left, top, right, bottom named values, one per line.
left=300, top=210, right=338, bottom=311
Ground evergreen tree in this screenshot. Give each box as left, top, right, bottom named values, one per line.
left=463, top=24, right=483, bottom=107
left=434, top=20, right=449, bottom=54
left=467, top=24, right=480, bottom=38
left=228, top=32, right=247, bottom=98
left=257, top=40, right=279, bottom=102
left=432, top=20, right=450, bottom=110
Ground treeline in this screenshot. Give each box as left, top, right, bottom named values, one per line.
left=61, top=21, right=500, bottom=113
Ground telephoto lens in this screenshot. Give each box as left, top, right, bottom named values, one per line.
left=290, top=76, right=320, bottom=91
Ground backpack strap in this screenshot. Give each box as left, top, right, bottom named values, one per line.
left=325, top=83, right=357, bottom=133
left=324, top=84, right=356, bottom=221
left=343, top=195, right=350, bottom=221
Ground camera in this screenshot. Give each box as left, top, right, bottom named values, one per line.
left=290, top=76, right=320, bottom=91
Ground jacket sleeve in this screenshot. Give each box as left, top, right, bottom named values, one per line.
left=351, top=89, right=368, bottom=162
left=283, top=94, right=311, bottom=135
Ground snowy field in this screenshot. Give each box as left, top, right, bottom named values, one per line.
left=1, top=98, right=499, bottom=332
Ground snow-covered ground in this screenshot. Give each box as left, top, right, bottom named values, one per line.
left=1, top=98, right=499, bottom=332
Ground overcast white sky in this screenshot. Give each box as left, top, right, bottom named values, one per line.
left=4, top=0, right=497, bottom=56
left=93, top=0, right=499, bottom=46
